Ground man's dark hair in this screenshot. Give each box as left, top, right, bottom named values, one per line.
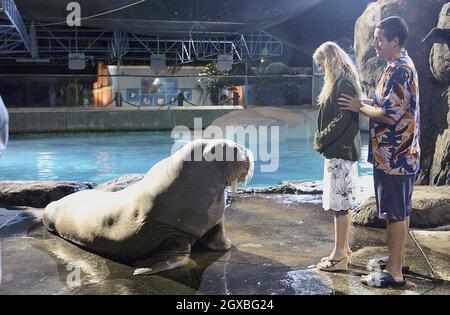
left=376, top=16, right=409, bottom=47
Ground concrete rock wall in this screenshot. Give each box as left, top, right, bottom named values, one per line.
left=8, top=107, right=242, bottom=134
left=429, top=3, right=450, bottom=185
left=429, top=3, right=450, bottom=83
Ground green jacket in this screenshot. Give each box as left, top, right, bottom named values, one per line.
left=314, top=78, right=361, bottom=161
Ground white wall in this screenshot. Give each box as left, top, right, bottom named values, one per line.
left=108, top=65, right=213, bottom=106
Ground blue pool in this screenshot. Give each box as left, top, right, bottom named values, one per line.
left=0, top=132, right=372, bottom=187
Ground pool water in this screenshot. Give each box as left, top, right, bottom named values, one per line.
left=0, top=131, right=372, bottom=187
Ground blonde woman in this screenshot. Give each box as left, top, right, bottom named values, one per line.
left=312, top=42, right=362, bottom=272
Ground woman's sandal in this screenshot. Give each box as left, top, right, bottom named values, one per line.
left=317, top=256, right=349, bottom=272
left=321, top=252, right=352, bottom=262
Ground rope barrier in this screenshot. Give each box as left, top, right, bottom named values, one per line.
left=102, top=93, right=239, bottom=109
left=121, top=98, right=142, bottom=109
left=104, top=98, right=118, bottom=107
left=115, top=95, right=178, bottom=109
left=183, top=99, right=199, bottom=107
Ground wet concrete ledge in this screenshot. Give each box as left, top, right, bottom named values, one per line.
left=8, top=106, right=243, bottom=134
left=0, top=177, right=449, bottom=294
left=0, top=195, right=449, bottom=295
left=0, top=179, right=322, bottom=209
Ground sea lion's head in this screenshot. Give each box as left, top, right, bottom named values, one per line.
left=179, top=139, right=254, bottom=192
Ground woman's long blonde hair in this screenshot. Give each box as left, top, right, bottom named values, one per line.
left=313, top=41, right=362, bottom=105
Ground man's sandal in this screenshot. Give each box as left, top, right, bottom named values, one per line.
left=361, top=271, right=407, bottom=288
left=317, top=257, right=349, bottom=272
left=367, top=256, right=410, bottom=274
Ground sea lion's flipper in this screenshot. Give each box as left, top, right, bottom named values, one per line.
left=133, top=236, right=191, bottom=275
left=196, top=218, right=232, bottom=251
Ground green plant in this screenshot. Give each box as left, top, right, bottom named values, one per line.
left=198, top=62, right=224, bottom=105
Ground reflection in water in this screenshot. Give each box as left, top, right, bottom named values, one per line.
left=308, top=270, right=351, bottom=295
left=26, top=222, right=233, bottom=294
left=95, top=151, right=112, bottom=175
left=279, top=269, right=333, bottom=295
left=223, top=255, right=231, bottom=295
left=37, top=152, right=56, bottom=180
left=0, top=240, right=2, bottom=286
left=26, top=221, right=334, bottom=295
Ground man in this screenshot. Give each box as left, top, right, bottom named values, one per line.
left=338, top=16, right=420, bottom=288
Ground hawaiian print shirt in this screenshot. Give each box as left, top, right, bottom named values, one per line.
left=368, top=50, right=420, bottom=175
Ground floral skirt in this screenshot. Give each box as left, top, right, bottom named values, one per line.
left=323, top=158, right=359, bottom=212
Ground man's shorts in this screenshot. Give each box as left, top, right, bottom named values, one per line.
left=373, top=167, right=416, bottom=221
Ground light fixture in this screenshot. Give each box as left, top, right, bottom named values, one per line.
left=68, top=53, right=86, bottom=70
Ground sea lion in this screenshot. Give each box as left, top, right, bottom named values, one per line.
left=43, top=139, right=253, bottom=275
